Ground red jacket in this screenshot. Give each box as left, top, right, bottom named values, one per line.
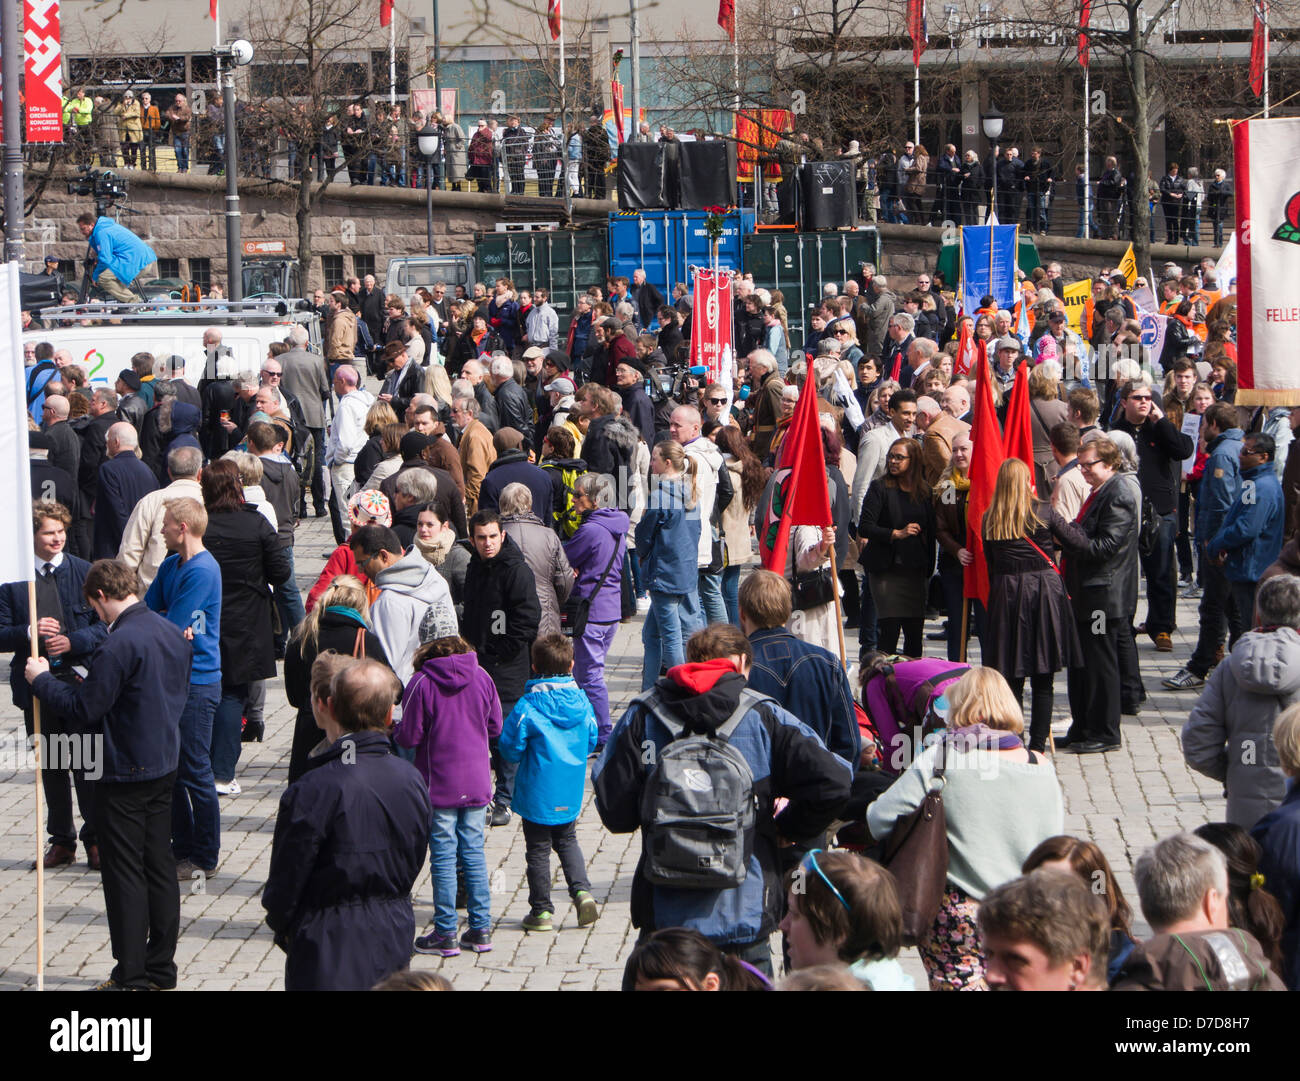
left=306, top=543, right=376, bottom=612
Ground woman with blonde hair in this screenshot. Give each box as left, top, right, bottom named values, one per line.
left=982, top=458, right=1080, bottom=752
left=352, top=400, right=401, bottom=491
left=868, top=665, right=1063, bottom=989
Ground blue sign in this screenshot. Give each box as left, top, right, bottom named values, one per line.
left=960, top=225, right=1018, bottom=315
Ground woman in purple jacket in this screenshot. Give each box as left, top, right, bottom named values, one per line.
left=562, top=473, right=629, bottom=749
left=396, top=613, right=503, bottom=958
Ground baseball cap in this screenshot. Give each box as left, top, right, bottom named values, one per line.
left=1048, top=310, right=1067, bottom=323
left=544, top=377, right=576, bottom=395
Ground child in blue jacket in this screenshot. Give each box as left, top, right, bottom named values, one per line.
left=499, top=634, right=599, bottom=932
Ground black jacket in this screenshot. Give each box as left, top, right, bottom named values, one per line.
left=359, top=286, right=385, bottom=344
left=494, top=377, right=534, bottom=435
left=858, top=480, right=936, bottom=575
left=263, top=729, right=430, bottom=991
left=478, top=452, right=553, bottom=521
left=631, top=281, right=665, bottom=329
left=380, top=361, right=424, bottom=420
left=205, top=506, right=292, bottom=684
left=30, top=602, right=190, bottom=783
left=618, top=385, right=656, bottom=446
left=258, top=455, right=300, bottom=548
left=77, top=412, right=116, bottom=508
left=582, top=414, right=640, bottom=496
left=473, top=381, right=501, bottom=433
left=1113, top=414, right=1195, bottom=515
left=45, top=419, right=82, bottom=481
left=31, top=459, right=81, bottom=536
left=93, top=450, right=159, bottom=560
left=1050, top=474, right=1140, bottom=620
left=379, top=461, right=467, bottom=540
left=461, top=535, right=540, bottom=712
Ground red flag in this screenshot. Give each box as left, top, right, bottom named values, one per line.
left=1078, top=0, right=1090, bottom=68
left=380, top=0, right=393, bottom=27
left=718, top=0, right=735, bottom=41
left=908, top=0, right=928, bottom=67
left=759, top=382, right=832, bottom=575
left=210, top=0, right=218, bottom=18
left=963, top=343, right=1005, bottom=604
left=1002, top=363, right=1036, bottom=495
left=611, top=80, right=625, bottom=142
left=688, top=269, right=734, bottom=383
left=1251, top=2, right=1268, bottom=98
left=953, top=319, right=975, bottom=378
left=548, top=0, right=562, bottom=41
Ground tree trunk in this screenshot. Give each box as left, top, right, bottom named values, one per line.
left=296, top=160, right=314, bottom=290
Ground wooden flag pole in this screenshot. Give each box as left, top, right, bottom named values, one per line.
left=958, top=593, right=969, bottom=664
left=829, top=545, right=848, bottom=672
left=29, top=578, right=44, bottom=990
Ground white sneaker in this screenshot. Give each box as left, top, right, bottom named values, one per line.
left=214, top=779, right=241, bottom=796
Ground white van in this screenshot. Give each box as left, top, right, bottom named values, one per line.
left=25, top=301, right=323, bottom=387
left=384, top=255, right=476, bottom=305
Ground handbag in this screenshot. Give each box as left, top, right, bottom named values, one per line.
left=880, top=736, right=949, bottom=947
left=560, top=537, right=622, bottom=639
left=791, top=566, right=836, bottom=611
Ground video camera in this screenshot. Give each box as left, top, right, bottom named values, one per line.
left=66, top=167, right=129, bottom=216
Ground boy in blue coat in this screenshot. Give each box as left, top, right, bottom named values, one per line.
left=499, top=634, right=599, bottom=932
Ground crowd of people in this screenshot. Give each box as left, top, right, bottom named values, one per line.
left=9, top=242, right=1298, bottom=994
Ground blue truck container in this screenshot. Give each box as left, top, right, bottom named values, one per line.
left=607, top=209, right=755, bottom=305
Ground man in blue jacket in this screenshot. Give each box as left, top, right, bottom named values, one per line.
left=76, top=211, right=157, bottom=303
left=593, top=623, right=852, bottom=975
left=739, top=569, right=860, bottom=767
left=0, top=501, right=107, bottom=869
left=1165, top=402, right=1243, bottom=692
left=1210, top=432, right=1285, bottom=632
left=26, top=558, right=192, bottom=991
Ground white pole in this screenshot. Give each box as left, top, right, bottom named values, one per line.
left=214, top=0, right=222, bottom=85
left=390, top=19, right=397, bottom=108
left=913, top=64, right=920, bottom=147
left=1264, top=2, right=1271, bottom=119
left=1083, top=64, right=1091, bottom=240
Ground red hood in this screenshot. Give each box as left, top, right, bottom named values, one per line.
left=666, top=658, right=741, bottom=694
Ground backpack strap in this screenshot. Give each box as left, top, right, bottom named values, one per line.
left=717, top=687, right=776, bottom=741
left=909, top=666, right=970, bottom=722
left=631, top=687, right=685, bottom=740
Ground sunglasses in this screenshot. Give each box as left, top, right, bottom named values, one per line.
left=707, top=397, right=727, bottom=405
left=800, top=849, right=850, bottom=912
left=1129, top=395, right=1152, bottom=403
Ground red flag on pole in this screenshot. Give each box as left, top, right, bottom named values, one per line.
left=718, top=0, right=735, bottom=41
left=380, top=0, right=393, bottom=27
left=1002, top=363, right=1036, bottom=495
left=963, top=343, right=1005, bottom=605
left=548, top=0, right=562, bottom=41
left=210, top=0, right=218, bottom=18
left=1078, top=0, right=1090, bottom=68
left=611, top=80, right=626, bottom=142
left=908, top=0, right=928, bottom=67
left=1250, top=1, right=1268, bottom=98
left=759, top=383, right=832, bottom=575
left=953, top=319, right=975, bottom=378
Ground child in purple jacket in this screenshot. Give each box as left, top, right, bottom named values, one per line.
left=396, top=610, right=502, bottom=958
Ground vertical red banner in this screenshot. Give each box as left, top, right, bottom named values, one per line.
left=610, top=80, right=625, bottom=142
left=25, top=0, right=64, bottom=143
left=688, top=269, right=734, bottom=385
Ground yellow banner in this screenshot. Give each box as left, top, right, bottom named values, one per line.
left=1117, top=243, right=1138, bottom=287
left=1062, top=279, right=1091, bottom=334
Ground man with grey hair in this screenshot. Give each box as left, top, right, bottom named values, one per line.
left=117, top=445, right=204, bottom=587
left=882, top=312, right=916, bottom=387
left=1114, top=831, right=1285, bottom=989
left=490, top=355, right=532, bottom=434
left=903, top=336, right=938, bottom=387
left=279, top=321, right=330, bottom=517
left=452, top=394, right=496, bottom=513
left=390, top=467, right=441, bottom=547
left=459, top=359, right=501, bottom=433
left=1182, top=573, right=1300, bottom=827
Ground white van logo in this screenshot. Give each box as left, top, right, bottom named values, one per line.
left=683, top=769, right=713, bottom=792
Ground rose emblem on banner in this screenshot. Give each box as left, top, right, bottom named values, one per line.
left=1274, top=191, right=1300, bottom=245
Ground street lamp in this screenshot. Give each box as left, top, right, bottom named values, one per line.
left=981, top=103, right=1003, bottom=225
left=213, top=38, right=255, bottom=301
left=417, top=122, right=441, bottom=256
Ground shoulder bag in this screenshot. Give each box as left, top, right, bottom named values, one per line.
left=560, top=536, right=621, bottom=639
left=880, top=736, right=949, bottom=946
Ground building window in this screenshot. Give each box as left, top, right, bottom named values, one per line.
left=56, top=260, right=77, bottom=283
left=157, top=258, right=181, bottom=280
left=189, top=257, right=211, bottom=291
left=321, top=254, right=345, bottom=289
left=353, top=253, right=375, bottom=282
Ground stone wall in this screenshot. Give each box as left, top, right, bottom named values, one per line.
left=23, top=169, right=615, bottom=289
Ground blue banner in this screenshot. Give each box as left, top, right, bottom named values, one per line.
left=960, top=225, right=1018, bottom=315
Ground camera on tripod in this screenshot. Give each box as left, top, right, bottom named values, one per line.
left=66, top=167, right=129, bottom=215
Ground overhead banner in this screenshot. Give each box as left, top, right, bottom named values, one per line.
left=959, top=224, right=1018, bottom=316
left=1062, top=278, right=1091, bottom=335
left=736, top=108, right=793, bottom=181
left=24, top=0, right=64, bottom=143
left=688, top=268, right=733, bottom=387
left=1234, top=116, right=1300, bottom=405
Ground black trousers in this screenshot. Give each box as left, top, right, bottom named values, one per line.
left=305, top=427, right=326, bottom=513
left=1067, top=618, right=1121, bottom=747
left=24, top=703, right=96, bottom=850
left=1007, top=672, right=1056, bottom=753
left=877, top=617, right=923, bottom=659
left=96, top=772, right=181, bottom=989
left=1117, top=619, right=1145, bottom=711
left=522, top=818, right=590, bottom=914
left=1189, top=561, right=1243, bottom=678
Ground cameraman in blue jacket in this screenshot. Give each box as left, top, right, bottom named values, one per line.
left=76, top=211, right=157, bottom=302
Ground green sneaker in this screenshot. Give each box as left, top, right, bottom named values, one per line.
left=574, top=891, right=599, bottom=927
left=522, top=911, right=554, bottom=933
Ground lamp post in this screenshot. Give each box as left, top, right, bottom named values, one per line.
left=981, top=104, right=1004, bottom=226
left=213, top=38, right=255, bottom=301
left=418, top=123, right=441, bottom=256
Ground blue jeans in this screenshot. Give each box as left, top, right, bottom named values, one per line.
left=642, top=589, right=703, bottom=689
left=173, top=134, right=190, bottom=173
left=429, top=805, right=490, bottom=937
left=273, top=547, right=307, bottom=651
left=365, top=152, right=378, bottom=186
left=721, top=565, right=741, bottom=627
left=210, top=681, right=249, bottom=784
left=172, top=680, right=221, bottom=870
left=574, top=620, right=619, bottom=742
left=698, top=569, right=727, bottom=626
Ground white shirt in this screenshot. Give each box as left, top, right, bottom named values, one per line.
left=326, top=388, right=375, bottom=467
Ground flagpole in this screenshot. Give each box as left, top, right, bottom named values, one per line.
left=829, top=547, right=848, bottom=671
left=1264, top=2, right=1271, bottom=119
left=913, top=64, right=920, bottom=148
left=214, top=0, right=222, bottom=85
left=1083, top=64, right=1091, bottom=240
left=958, top=590, right=969, bottom=663
left=389, top=18, right=397, bottom=108
left=28, top=575, right=44, bottom=990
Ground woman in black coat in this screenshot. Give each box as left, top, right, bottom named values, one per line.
left=202, top=460, right=292, bottom=787
left=982, top=458, right=1082, bottom=752
left=858, top=436, right=935, bottom=657
left=285, top=574, right=392, bottom=784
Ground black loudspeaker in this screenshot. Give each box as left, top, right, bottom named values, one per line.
left=617, top=143, right=666, bottom=210
left=801, top=160, right=856, bottom=230
left=678, top=140, right=737, bottom=210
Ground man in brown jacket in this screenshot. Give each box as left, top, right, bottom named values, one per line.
left=1113, top=832, right=1285, bottom=990
left=325, top=290, right=357, bottom=370
left=452, top=394, right=496, bottom=514
left=916, top=394, right=970, bottom=488
left=745, top=350, right=785, bottom=462
left=164, top=93, right=192, bottom=173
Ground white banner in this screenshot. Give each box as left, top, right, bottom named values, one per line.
left=1217, top=230, right=1237, bottom=293
left=0, top=263, right=36, bottom=584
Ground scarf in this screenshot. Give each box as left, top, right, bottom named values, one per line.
left=945, top=722, right=1026, bottom=753
left=324, top=604, right=368, bottom=627
left=415, top=528, right=456, bottom=567
left=947, top=471, right=970, bottom=493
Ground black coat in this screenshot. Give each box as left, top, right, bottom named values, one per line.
left=1112, top=414, right=1194, bottom=516
left=353, top=434, right=386, bottom=492
left=494, top=377, right=534, bottom=435
left=77, top=412, right=116, bottom=507
left=45, top=419, right=82, bottom=481
left=461, top=535, right=540, bottom=712
left=379, top=462, right=467, bottom=539
left=478, top=452, right=553, bottom=520
left=263, top=730, right=430, bottom=991
left=1050, top=474, right=1140, bottom=621
left=618, top=385, right=656, bottom=446
left=93, top=451, right=159, bottom=560
left=857, top=479, right=936, bottom=575
left=30, top=459, right=81, bottom=537
left=284, top=610, right=391, bottom=784
left=379, top=361, right=424, bottom=420
left=982, top=516, right=1082, bottom=678
left=204, top=506, right=292, bottom=684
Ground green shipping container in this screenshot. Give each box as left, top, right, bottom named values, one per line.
left=474, top=227, right=609, bottom=337
left=741, top=229, right=882, bottom=352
